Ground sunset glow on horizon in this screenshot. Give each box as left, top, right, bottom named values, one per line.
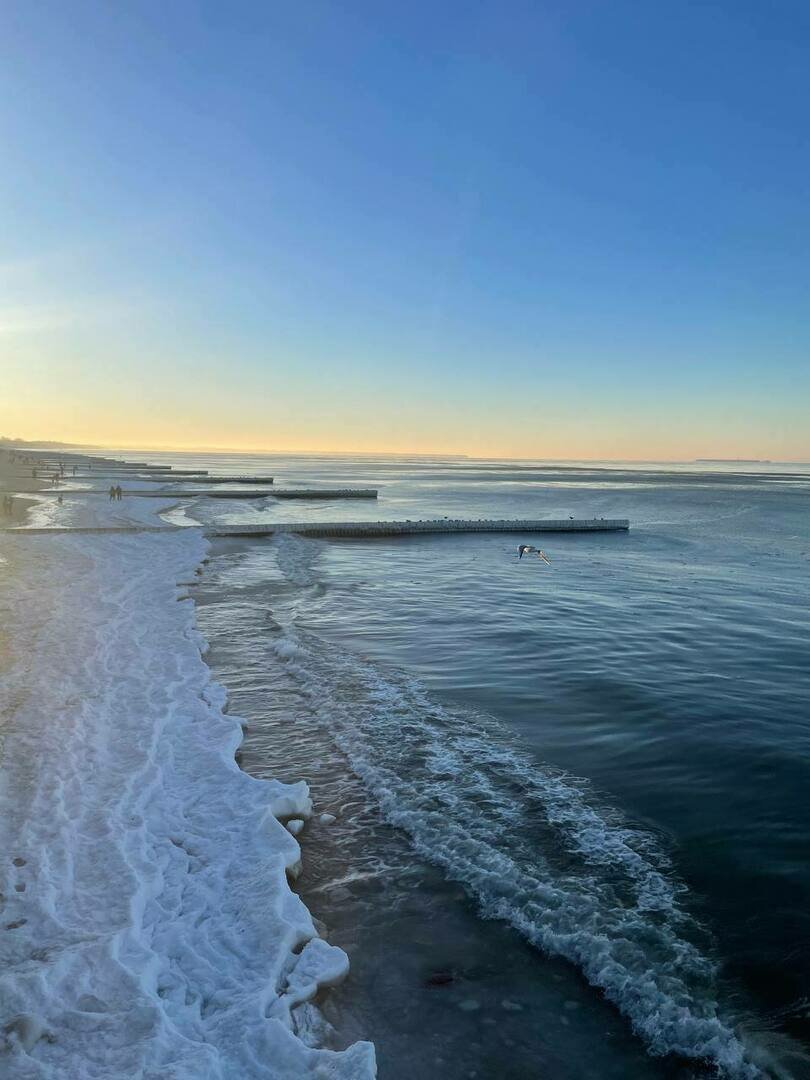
left=2, top=2, right=809, bottom=461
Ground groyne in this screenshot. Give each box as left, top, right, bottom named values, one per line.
left=2, top=518, right=629, bottom=538
left=18, top=488, right=378, bottom=500
left=65, top=474, right=275, bottom=484
left=212, top=518, right=629, bottom=538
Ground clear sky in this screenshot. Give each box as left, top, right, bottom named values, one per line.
left=1, top=0, right=809, bottom=459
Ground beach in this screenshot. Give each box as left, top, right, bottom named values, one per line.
left=0, top=449, right=375, bottom=1078
left=2, top=449, right=810, bottom=1078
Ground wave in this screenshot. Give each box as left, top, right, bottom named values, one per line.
left=269, top=532, right=766, bottom=1078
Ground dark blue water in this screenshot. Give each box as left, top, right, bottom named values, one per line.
left=121, top=452, right=810, bottom=1077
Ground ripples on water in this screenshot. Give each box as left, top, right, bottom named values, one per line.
left=134, top=452, right=810, bottom=1077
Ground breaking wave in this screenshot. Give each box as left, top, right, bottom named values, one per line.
left=269, top=533, right=764, bottom=1077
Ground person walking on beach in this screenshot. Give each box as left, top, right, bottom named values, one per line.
left=109, top=485, right=116, bottom=501
left=116, top=485, right=123, bottom=501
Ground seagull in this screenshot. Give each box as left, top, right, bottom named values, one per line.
left=518, top=545, right=551, bottom=564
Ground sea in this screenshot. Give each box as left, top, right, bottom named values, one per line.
left=114, top=453, right=810, bottom=1078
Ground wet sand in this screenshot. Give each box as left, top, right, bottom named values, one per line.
left=0, top=448, right=45, bottom=525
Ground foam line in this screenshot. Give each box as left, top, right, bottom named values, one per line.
left=0, top=529, right=375, bottom=1078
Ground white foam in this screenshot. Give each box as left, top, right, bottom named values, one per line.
left=0, top=523, right=374, bottom=1078
left=266, top=536, right=763, bottom=1078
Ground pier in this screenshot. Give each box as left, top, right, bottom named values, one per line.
left=212, top=518, right=629, bottom=538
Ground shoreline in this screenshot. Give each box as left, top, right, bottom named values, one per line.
left=196, top=529, right=765, bottom=1080
left=0, top=448, right=48, bottom=526
left=0, top=453, right=376, bottom=1076
left=3, top=446, right=796, bottom=1078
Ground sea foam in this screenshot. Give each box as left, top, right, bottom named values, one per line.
left=0, top=528, right=375, bottom=1078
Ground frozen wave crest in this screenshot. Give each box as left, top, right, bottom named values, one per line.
left=267, top=535, right=761, bottom=1076
left=0, top=531, right=374, bottom=1079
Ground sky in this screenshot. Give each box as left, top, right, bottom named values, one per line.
left=1, top=0, right=809, bottom=459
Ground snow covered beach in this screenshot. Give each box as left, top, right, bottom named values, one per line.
left=0, top=466, right=375, bottom=1077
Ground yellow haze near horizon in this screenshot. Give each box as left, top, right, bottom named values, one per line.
left=2, top=399, right=806, bottom=461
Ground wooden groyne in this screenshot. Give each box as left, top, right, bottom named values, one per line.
left=18, top=488, right=377, bottom=500
left=0, top=525, right=181, bottom=535
left=68, top=474, right=275, bottom=484
left=151, top=487, right=376, bottom=499
left=2, top=518, right=630, bottom=539
left=212, top=518, right=629, bottom=538
left=270, top=488, right=377, bottom=499
left=73, top=469, right=209, bottom=477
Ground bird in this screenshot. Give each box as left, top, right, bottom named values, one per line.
left=518, top=545, right=551, bottom=564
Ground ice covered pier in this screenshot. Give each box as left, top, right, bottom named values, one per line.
left=212, top=517, right=630, bottom=538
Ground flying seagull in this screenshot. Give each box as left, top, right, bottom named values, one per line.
left=518, top=545, right=551, bottom=564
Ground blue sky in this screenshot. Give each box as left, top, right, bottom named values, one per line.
left=1, top=0, right=809, bottom=457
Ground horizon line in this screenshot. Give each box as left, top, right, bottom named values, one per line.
left=4, top=438, right=809, bottom=467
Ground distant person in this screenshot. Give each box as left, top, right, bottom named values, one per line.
left=57, top=494, right=63, bottom=506
left=116, top=485, right=123, bottom=500
left=109, top=485, right=116, bottom=501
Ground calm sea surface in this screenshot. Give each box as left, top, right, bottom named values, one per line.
left=114, top=453, right=810, bottom=1078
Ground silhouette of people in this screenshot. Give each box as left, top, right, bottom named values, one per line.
left=116, top=485, right=123, bottom=501
left=109, top=485, right=116, bottom=501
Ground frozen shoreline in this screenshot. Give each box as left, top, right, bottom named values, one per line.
left=0, top=500, right=375, bottom=1076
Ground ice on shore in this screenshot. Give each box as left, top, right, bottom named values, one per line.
left=0, top=525, right=375, bottom=1078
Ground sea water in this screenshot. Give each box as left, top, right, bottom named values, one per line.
left=124, top=453, right=810, bottom=1077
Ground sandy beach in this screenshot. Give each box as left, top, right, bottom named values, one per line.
left=0, top=449, right=44, bottom=525
left=0, top=448, right=375, bottom=1078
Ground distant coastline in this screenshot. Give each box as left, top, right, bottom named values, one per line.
left=0, top=436, right=96, bottom=450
